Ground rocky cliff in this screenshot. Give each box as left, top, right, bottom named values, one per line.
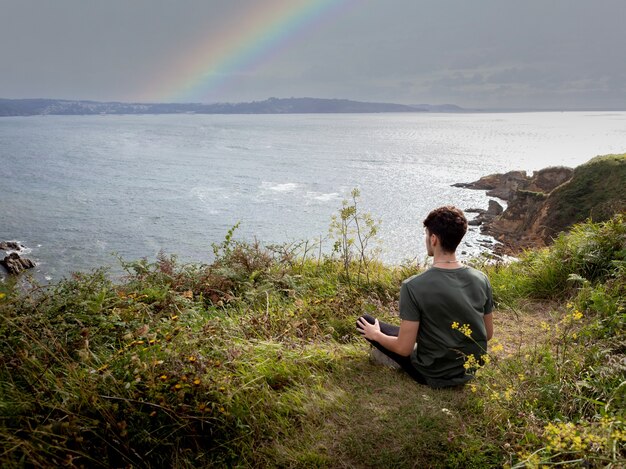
left=456, top=154, right=626, bottom=254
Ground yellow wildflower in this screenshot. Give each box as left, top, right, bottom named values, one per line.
left=463, top=354, right=477, bottom=370
left=544, top=421, right=593, bottom=453
left=612, top=429, right=626, bottom=442
left=490, top=343, right=504, bottom=353
left=451, top=322, right=472, bottom=337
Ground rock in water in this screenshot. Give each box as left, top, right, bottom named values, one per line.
left=487, top=199, right=504, bottom=216
left=0, top=241, right=22, bottom=251
left=1, top=252, right=36, bottom=275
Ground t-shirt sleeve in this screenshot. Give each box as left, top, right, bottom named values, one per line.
left=399, top=281, right=421, bottom=322
left=484, top=275, right=494, bottom=314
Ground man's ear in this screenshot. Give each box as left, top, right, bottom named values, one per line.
left=430, top=233, right=439, bottom=247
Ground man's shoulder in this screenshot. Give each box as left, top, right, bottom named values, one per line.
left=463, top=266, right=490, bottom=283
left=401, top=273, right=421, bottom=286
left=402, top=269, right=438, bottom=288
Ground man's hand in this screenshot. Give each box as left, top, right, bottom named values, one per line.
left=357, top=316, right=381, bottom=341
left=357, top=316, right=419, bottom=357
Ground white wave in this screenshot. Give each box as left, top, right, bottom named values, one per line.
left=261, top=182, right=299, bottom=193
left=305, top=191, right=340, bottom=202
left=190, top=186, right=231, bottom=203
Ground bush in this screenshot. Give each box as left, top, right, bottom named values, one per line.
left=0, top=229, right=403, bottom=466
left=1, top=214, right=623, bottom=467
left=470, top=215, right=626, bottom=468
left=487, top=214, right=626, bottom=305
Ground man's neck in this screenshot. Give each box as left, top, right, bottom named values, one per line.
left=431, top=252, right=461, bottom=269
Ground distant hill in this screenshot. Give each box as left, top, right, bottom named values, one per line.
left=410, top=103, right=467, bottom=112
left=0, top=97, right=466, bottom=116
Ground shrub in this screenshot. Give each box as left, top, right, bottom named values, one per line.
left=487, top=214, right=626, bottom=305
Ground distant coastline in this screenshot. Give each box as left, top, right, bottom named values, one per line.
left=0, top=97, right=466, bottom=117
left=2, top=97, right=624, bottom=117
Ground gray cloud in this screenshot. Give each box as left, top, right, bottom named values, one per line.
left=1, top=0, right=625, bottom=108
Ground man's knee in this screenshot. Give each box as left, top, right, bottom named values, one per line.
left=356, top=314, right=376, bottom=329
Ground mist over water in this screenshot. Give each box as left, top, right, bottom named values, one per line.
left=1, top=112, right=625, bottom=281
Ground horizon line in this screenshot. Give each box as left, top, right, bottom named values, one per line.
left=1, top=96, right=626, bottom=113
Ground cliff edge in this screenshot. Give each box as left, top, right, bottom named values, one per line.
left=456, top=154, right=626, bottom=253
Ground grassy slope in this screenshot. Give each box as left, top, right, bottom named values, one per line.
left=542, top=153, right=626, bottom=239
left=262, top=305, right=555, bottom=469
left=1, top=216, right=624, bottom=468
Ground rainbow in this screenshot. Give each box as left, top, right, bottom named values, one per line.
left=142, top=0, right=351, bottom=103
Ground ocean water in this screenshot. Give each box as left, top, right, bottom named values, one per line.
left=1, top=112, right=625, bottom=281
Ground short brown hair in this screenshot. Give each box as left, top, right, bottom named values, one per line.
left=423, top=206, right=467, bottom=253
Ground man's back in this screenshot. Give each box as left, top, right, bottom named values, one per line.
left=356, top=205, right=494, bottom=388
left=400, top=266, right=493, bottom=387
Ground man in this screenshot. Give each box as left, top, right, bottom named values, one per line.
left=356, top=206, right=493, bottom=388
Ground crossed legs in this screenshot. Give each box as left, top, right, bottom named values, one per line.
left=356, top=314, right=427, bottom=385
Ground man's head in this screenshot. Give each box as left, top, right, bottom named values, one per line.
left=423, top=206, right=468, bottom=255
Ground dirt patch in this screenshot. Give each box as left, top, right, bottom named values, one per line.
left=492, top=300, right=561, bottom=357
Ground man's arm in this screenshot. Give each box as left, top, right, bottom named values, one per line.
left=484, top=313, right=493, bottom=341
left=357, top=318, right=419, bottom=357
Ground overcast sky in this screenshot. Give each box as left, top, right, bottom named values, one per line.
left=1, top=0, right=625, bottom=109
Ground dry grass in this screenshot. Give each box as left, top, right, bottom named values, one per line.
left=492, top=301, right=558, bottom=356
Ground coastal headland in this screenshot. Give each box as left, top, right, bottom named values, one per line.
left=455, top=153, right=626, bottom=254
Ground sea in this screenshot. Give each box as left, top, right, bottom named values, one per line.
left=1, top=111, right=625, bottom=282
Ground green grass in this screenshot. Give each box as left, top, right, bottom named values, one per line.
left=1, top=215, right=624, bottom=467
left=544, top=153, right=626, bottom=237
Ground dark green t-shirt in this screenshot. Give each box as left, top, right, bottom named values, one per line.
left=399, top=266, right=493, bottom=388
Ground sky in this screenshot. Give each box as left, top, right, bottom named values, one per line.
left=1, top=0, right=625, bottom=109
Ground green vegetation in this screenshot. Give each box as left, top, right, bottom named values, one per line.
left=1, top=206, right=624, bottom=467
left=544, top=153, right=626, bottom=238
